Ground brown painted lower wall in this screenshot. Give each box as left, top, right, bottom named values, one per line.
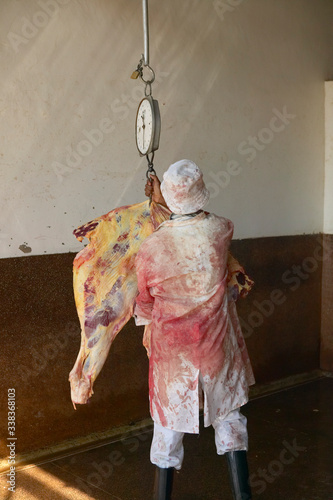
left=0, top=234, right=323, bottom=459
left=320, top=234, right=333, bottom=371
left=230, top=234, right=323, bottom=382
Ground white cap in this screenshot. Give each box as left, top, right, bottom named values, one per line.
left=160, top=159, right=210, bottom=215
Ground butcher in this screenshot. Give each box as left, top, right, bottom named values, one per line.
left=134, top=159, right=255, bottom=500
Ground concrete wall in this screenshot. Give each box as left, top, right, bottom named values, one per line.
left=1, top=0, right=333, bottom=259
left=1, top=0, right=333, bottom=463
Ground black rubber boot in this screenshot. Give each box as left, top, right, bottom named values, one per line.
left=225, top=451, right=252, bottom=500
left=153, top=467, right=174, bottom=500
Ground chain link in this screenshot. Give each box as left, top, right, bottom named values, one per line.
left=141, top=64, right=155, bottom=86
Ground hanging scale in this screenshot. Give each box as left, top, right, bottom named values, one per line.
left=131, top=0, right=161, bottom=183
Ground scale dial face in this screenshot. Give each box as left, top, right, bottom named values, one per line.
left=136, top=97, right=155, bottom=156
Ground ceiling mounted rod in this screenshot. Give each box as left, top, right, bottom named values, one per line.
left=142, top=0, right=149, bottom=66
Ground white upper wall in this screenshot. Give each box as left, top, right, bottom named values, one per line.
left=325, top=82, right=333, bottom=234
left=1, top=0, right=333, bottom=258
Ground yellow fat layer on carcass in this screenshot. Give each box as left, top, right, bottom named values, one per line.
left=69, top=201, right=171, bottom=405
left=74, top=202, right=168, bottom=312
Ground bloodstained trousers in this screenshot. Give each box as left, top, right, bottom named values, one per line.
left=150, top=408, right=248, bottom=470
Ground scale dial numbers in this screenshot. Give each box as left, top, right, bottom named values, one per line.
left=135, top=96, right=161, bottom=156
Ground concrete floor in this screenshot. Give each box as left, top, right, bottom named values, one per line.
left=1, top=377, right=332, bottom=500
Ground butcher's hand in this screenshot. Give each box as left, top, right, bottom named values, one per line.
left=145, top=174, right=168, bottom=208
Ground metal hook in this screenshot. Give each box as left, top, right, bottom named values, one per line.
left=146, top=151, right=156, bottom=206
left=146, top=152, right=155, bottom=176
left=140, top=65, right=155, bottom=86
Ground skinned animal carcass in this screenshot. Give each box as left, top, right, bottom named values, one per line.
left=69, top=201, right=171, bottom=407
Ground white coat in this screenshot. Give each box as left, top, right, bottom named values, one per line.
left=134, top=211, right=255, bottom=434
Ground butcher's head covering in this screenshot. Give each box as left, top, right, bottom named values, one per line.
left=161, top=159, right=210, bottom=215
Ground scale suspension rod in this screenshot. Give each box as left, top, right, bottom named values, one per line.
left=142, top=0, right=149, bottom=66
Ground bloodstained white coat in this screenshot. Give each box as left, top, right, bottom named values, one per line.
left=134, top=212, right=255, bottom=434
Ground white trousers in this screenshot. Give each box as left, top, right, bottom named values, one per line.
left=151, top=409, right=248, bottom=470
